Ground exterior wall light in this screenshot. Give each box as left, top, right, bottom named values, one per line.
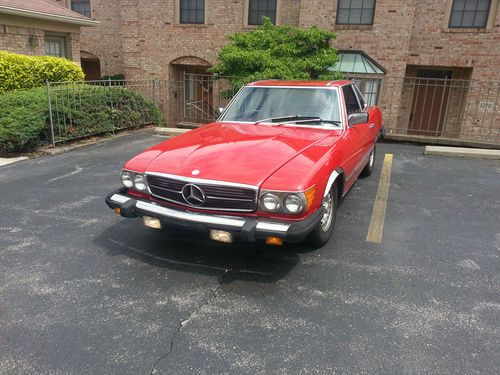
left=28, top=35, right=39, bottom=47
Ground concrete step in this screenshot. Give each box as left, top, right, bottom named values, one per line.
left=154, top=127, right=190, bottom=137
left=424, top=146, right=500, bottom=159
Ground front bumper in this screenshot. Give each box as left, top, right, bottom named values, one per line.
left=105, top=188, right=323, bottom=243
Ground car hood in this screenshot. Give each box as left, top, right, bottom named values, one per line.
left=125, top=122, right=340, bottom=187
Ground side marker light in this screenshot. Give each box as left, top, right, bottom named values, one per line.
left=266, top=236, right=283, bottom=246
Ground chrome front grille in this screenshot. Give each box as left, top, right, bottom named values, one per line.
left=146, top=174, right=257, bottom=212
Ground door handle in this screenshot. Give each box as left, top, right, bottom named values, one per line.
left=369, top=123, right=375, bottom=129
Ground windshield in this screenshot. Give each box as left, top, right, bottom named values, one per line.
left=220, top=87, right=341, bottom=126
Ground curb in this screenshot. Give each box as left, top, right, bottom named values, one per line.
left=154, top=127, right=191, bottom=137
left=41, top=128, right=154, bottom=156
left=384, top=134, right=499, bottom=150
left=0, top=156, right=29, bottom=167
left=424, top=146, right=500, bottom=160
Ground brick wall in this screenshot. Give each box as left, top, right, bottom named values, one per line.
left=407, top=0, right=500, bottom=81
left=0, top=15, right=81, bottom=62
left=54, top=0, right=304, bottom=80
left=80, top=1, right=123, bottom=77
left=49, top=0, right=499, bottom=139
left=297, top=0, right=499, bottom=80
left=0, top=24, right=45, bottom=55
left=53, top=1, right=499, bottom=83
left=48, top=0, right=123, bottom=76
left=304, top=0, right=418, bottom=77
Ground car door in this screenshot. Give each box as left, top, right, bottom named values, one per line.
left=341, top=84, right=367, bottom=184
left=353, top=83, right=378, bottom=153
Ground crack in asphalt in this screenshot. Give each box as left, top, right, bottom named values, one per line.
left=148, top=268, right=231, bottom=375
left=105, top=238, right=292, bottom=374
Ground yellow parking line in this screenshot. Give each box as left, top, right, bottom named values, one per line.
left=366, top=153, right=393, bottom=243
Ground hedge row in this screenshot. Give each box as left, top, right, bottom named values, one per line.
left=0, top=86, right=164, bottom=155
left=0, top=87, right=47, bottom=154
left=0, top=51, right=84, bottom=93
left=50, top=85, right=163, bottom=141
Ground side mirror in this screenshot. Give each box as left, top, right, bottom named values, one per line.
left=216, top=107, right=225, bottom=115
left=348, top=112, right=369, bottom=127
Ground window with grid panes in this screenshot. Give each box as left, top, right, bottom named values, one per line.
left=248, top=0, right=277, bottom=25
left=71, top=0, right=91, bottom=18
left=45, top=36, right=67, bottom=58
left=180, top=0, right=205, bottom=24
left=336, top=0, right=376, bottom=25
left=449, top=0, right=491, bottom=28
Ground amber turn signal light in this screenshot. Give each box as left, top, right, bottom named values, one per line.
left=114, top=207, right=121, bottom=215
left=304, top=185, right=316, bottom=209
left=265, top=236, right=283, bottom=246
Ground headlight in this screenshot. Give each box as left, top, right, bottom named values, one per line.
left=284, top=194, right=304, bottom=214
left=133, top=174, right=148, bottom=191
left=260, top=193, right=280, bottom=211
left=259, top=186, right=314, bottom=214
left=121, top=171, right=133, bottom=188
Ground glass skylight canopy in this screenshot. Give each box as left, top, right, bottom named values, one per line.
left=332, top=52, right=385, bottom=74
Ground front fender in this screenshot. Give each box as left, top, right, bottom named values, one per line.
left=323, top=168, right=345, bottom=198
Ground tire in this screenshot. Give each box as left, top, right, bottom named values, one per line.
left=307, top=183, right=339, bottom=246
left=360, top=144, right=376, bottom=177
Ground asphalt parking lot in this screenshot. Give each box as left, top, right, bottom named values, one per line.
left=1, top=131, right=499, bottom=375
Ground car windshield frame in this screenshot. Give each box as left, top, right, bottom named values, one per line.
left=219, top=86, right=344, bottom=130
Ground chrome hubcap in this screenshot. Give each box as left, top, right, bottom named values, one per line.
left=369, top=149, right=375, bottom=167
left=320, top=191, right=334, bottom=232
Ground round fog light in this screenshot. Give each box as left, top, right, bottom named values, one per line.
left=121, top=171, right=133, bottom=188
left=261, top=193, right=280, bottom=211
left=134, top=174, right=147, bottom=191
left=284, top=194, right=303, bottom=213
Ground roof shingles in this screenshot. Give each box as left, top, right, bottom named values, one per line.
left=0, top=0, right=89, bottom=20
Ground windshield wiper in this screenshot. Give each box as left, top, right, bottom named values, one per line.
left=253, top=116, right=342, bottom=127
left=253, top=115, right=318, bottom=125
left=293, top=118, right=342, bottom=126
left=275, top=118, right=342, bottom=127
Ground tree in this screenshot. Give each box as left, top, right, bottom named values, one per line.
left=208, top=18, right=342, bottom=89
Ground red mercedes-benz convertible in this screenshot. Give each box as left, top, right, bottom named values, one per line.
left=106, top=80, right=382, bottom=246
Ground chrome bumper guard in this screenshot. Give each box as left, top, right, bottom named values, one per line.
left=105, top=189, right=323, bottom=243
left=109, top=193, right=290, bottom=232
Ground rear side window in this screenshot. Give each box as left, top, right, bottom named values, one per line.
left=342, top=85, right=361, bottom=115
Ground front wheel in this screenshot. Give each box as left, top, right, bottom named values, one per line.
left=360, top=144, right=376, bottom=177
left=307, top=183, right=339, bottom=246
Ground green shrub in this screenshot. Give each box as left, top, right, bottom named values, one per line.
left=209, top=17, right=342, bottom=91
left=99, top=74, right=125, bottom=82
left=0, top=85, right=164, bottom=155
left=0, top=51, right=84, bottom=93
left=0, top=87, right=47, bottom=154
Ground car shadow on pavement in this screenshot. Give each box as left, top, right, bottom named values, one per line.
left=94, top=220, right=304, bottom=283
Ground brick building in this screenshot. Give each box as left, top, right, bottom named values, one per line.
left=47, top=1, right=500, bottom=141
left=0, top=0, right=97, bottom=63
